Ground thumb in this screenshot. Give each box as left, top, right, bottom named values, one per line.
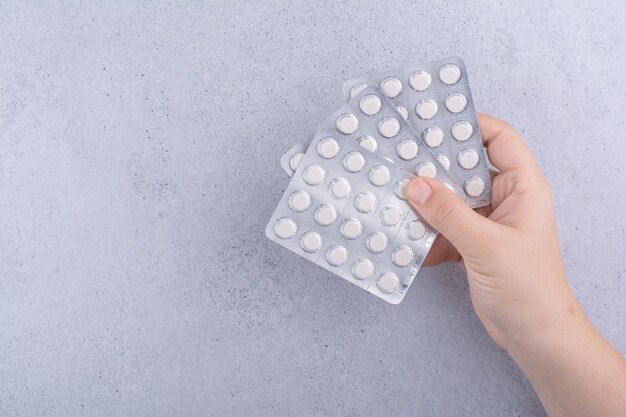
left=405, top=178, right=492, bottom=255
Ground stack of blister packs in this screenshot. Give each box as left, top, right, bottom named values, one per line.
left=265, top=57, right=491, bottom=304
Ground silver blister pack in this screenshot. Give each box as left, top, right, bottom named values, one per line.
left=280, top=141, right=309, bottom=177
left=266, top=88, right=461, bottom=304
left=343, top=56, right=491, bottom=207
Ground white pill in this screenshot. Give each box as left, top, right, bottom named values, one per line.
left=392, top=245, right=414, bottom=267
left=369, top=165, right=391, bottom=187
left=416, top=161, right=437, bottom=178
left=406, top=220, right=427, bottom=240
left=336, top=113, right=359, bottom=135
left=274, top=217, right=297, bottom=239
left=451, top=121, right=474, bottom=141
left=439, top=63, right=462, bottom=85
left=300, top=231, right=323, bottom=253
left=329, top=177, right=351, bottom=199
left=358, top=135, right=377, bottom=153
left=397, top=139, right=419, bottom=160
left=340, top=218, right=363, bottom=240
left=354, top=191, right=377, bottom=213
left=326, top=244, right=348, bottom=266
left=458, top=148, right=480, bottom=169
left=415, top=98, right=438, bottom=120
left=380, top=77, right=403, bottom=98
left=396, top=105, right=409, bottom=121
left=343, top=151, right=366, bottom=173
left=366, top=232, right=388, bottom=253
left=317, top=137, right=340, bottom=159
left=288, top=190, right=311, bottom=212
left=464, top=176, right=486, bottom=197
left=360, top=94, right=382, bottom=116
left=303, top=164, right=325, bottom=185
left=349, top=83, right=367, bottom=99
left=289, top=152, right=304, bottom=171
left=352, top=258, right=374, bottom=280
left=409, top=70, right=432, bottom=91
left=380, top=205, right=403, bottom=227
left=422, top=126, right=444, bottom=148
left=378, top=117, right=401, bottom=138
left=377, top=272, right=399, bottom=294
left=437, top=154, right=451, bottom=171
left=394, top=179, right=409, bottom=200
left=314, top=204, right=337, bottom=226
left=445, top=93, right=467, bottom=113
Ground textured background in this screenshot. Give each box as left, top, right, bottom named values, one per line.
left=1, top=1, right=625, bottom=416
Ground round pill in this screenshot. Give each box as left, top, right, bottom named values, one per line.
left=366, top=232, right=388, bottom=253
left=317, top=137, right=340, bottom=159
left=377, top=272, right=399, bottom=294
left=396, top=105, right=409, bottom=120
left=416, top=161, right=437, bottom=178
left=289, top=152, right=304, bottom=172
left=392, top=245, right=414, bottom=267
left=380, top=77, right=403, bottom=98
left=314, top=204, right=337, bottom=226
left=464, top=176, right=486, bottom=197
left=340, top=218, right=363, bottom=240
left=273, top=217, right=297, bottom=239
left=422, top=126, right=444, bottom=148
left=415, top=98, right=438, bottom=120
left=336, top=113, right=359, bottom=135
left=439, top=63, right=462, bottom=85
left=349, top=83, right=367, bottom=99
left=397, top=139, right=419, bottom=160
left=300, top=231, right=323, bottom=253
left=378, top=117, right=401, bottom=138
left=369, top=165, right=391, bottom=187
left=380, top=205, right=403, bottom=227
left=394, top=179, right=409, bottom=200
left=354, top=192, right=377, bottom=213
left=302, top=164, right=325, bottom=185
left=326, top=244, right=348, bottom=266
left=360, top=94, right=382, bottom=116
left=288, top=190, right=311, bottom=212
left=445, top=92, right=467, bottom=113
left=458, top=148, right=480, bottom=170
left=329, top=177, right=351, bottom=199
left=451, top=121, right=474, bottom=141
left=358, top=135, right=377, bottom=152
left=343, top=151, right=366, bottom=173
left=406, top=219, right=427, bottom=240
left=437, top=154, right=451, bottom=170
left=409, top=70, right=432, bottom=91
left=352, top=258, right=374, bottom=280
left=313, top=205, right=333, bottom=225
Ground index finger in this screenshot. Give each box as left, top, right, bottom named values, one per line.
left=477, top=112, right=539, bottom=173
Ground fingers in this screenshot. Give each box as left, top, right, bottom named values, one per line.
left=477, top=113, right=540, bottom=174
left=422, top=235, right=460, bottom=267
left=405, top=178, right=496, bottom=255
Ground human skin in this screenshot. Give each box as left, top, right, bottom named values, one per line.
left=405, top=113, right=626, bottom=417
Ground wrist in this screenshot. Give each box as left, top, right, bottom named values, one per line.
left=506, top=290, right=588, bottom=365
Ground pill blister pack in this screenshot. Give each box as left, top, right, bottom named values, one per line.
left=266, top=87, right=461, bottom=304
left=280, top=56, right=491, bottom=208
left=343, top=57, right=490, bottom=207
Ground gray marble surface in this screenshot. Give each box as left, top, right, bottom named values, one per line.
left=1, top=1, right=625, bottom=416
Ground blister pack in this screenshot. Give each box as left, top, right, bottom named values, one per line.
left=266, top=87, right=462, bottom=304
left=343, top=57, right=491, bottom=207
left=280, top=142, right=307, bottom=177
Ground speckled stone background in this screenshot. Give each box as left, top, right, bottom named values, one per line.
left=1, top=1, right=625, bottom=416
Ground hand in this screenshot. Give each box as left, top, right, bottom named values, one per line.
left=406, top=113, right=574, bottom=350
left=405, top=113, right=626, bottom=417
